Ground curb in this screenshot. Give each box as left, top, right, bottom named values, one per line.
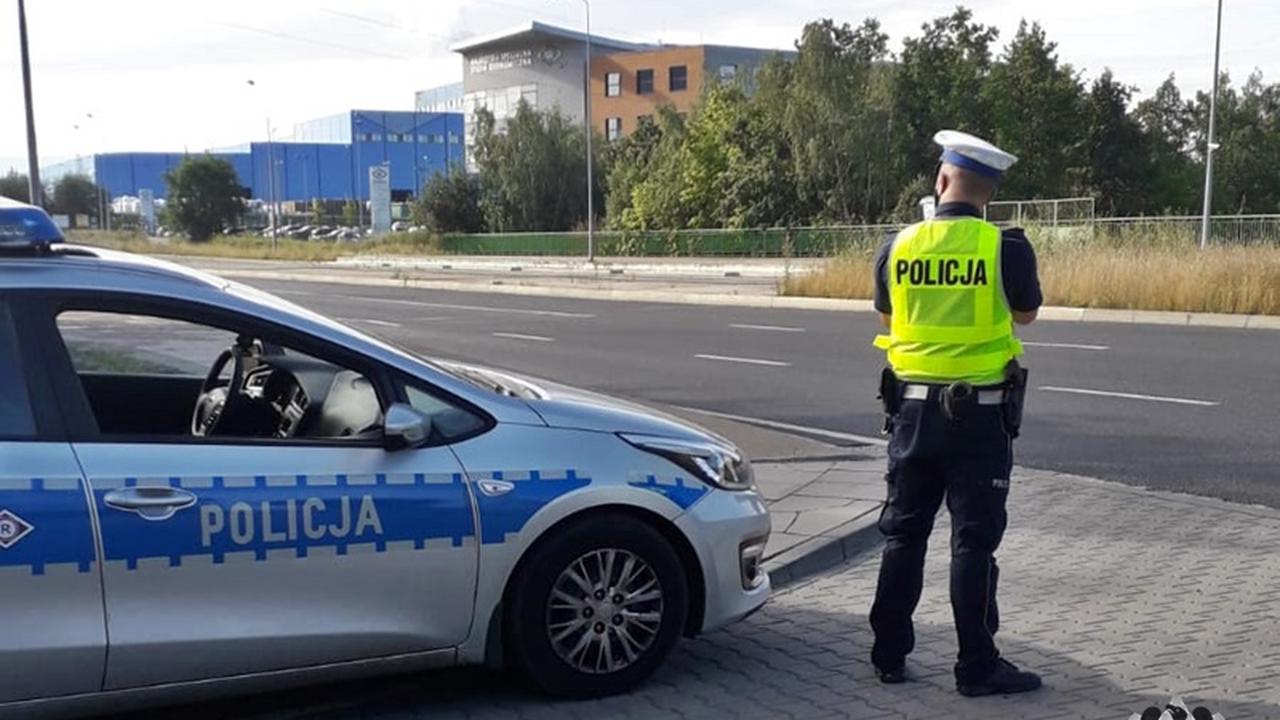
left=204, top=267, right=1280, bottom=331
left=765, top=508, right=884, bottom=589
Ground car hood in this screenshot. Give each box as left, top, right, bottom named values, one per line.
left=438, top=361, right=728, bottom=444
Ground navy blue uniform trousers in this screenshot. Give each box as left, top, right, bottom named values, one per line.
left=869, top=396, right=1012, bottom=683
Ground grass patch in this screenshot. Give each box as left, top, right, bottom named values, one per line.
left=67, top=230, right=443, bottom=262
left=781, top=244, right=1280, bottom=316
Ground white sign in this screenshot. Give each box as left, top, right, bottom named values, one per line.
left=369, top=164, right=392, bottom=235
left=468, top=46, right=564, bottom=75
left=139, top=189, right=156, bottom=233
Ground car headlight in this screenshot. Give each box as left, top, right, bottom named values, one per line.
left=620, top=434, right=755, bottom=491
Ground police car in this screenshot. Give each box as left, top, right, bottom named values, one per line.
left=0, top=198, right=770, bottom=717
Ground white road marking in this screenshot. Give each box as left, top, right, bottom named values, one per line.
left=1023, top=341, right=1110, bottom=351
left=343, top=295, right=594, bottom=319
left=673, top=406, right=888, bottom=447
left=273, top=290, right=313, bottom=297
left=694, top=354, right=791, bottom=367
left=1039, top=386, right=1220, bottom=407
left=492, top=332, right=554, bottom=343
left=730, top=323, right=806, bottom=333
left=338, top=318, right=401, bottom=328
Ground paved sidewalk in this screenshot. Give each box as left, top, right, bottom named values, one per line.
left=163, top=460, right=1280, bottom=720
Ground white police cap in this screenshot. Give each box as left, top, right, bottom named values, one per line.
left=934, top=130, right=1018, bottom=180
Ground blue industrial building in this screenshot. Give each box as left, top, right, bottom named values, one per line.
left=46, top=110, right=464, bottom=203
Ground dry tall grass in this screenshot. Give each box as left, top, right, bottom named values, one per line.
left=781, top=244, right=1280, bottom=315
left=66, top=230, right=443, bottom=263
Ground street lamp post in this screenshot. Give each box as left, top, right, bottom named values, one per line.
left=1199, top=0, right=1224, bottom=250
left=247, top=80, right=277, bottom=244
left=17, top=0, right=43, bottom=206
left=581, top=0, right=595, bottom=263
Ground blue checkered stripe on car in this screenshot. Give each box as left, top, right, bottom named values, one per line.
left=2, top=469, right=596, bottom=575
left=0, top=477, right=97, bottom=575
left=627, top=472, right=709, bottom=510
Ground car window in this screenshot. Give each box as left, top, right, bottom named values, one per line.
left=55, top=309, right=382, bottom=443
left=0, top=300, right=36, bottom=437
left=59, top=311, right=234, bottom=376
left=404, top=383, right=489, bottom=442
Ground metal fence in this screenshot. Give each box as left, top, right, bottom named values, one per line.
left=432, top=215, right=1280, bottom=257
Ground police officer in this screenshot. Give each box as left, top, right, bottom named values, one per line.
left=868, top=130, right=1043, bottom=697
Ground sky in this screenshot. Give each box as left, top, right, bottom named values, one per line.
left=2, top=0, right=1278, bottom=174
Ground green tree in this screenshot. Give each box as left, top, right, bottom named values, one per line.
left=0, top=171, right=33, bottom=204
left=984, top=21, right=1087, bottom=199
left=1133, top=75, right=1200, bottom=213
left=163, top=155, right=243, bottom=242
left=895, top=7, right=1000, bottom=182
left=414, top=167, right=485, bottom=233
left=782, top=18, right=897, bottom=223
left=1194, top=72, right=1280, bottom=214
left=603, top=107, right=685, bottom=228
left=51, top=174, right=100, bottom=226
left=1082, top=70, right=1150, bottom=215
left=472, top=103, right=600, bottom=232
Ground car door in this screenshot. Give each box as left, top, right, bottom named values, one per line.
left=39, top=294, right=481, bottom=690
left=0, top=297, right=106, bottom=703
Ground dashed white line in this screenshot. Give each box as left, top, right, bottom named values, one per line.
left=342, top=295, right=594, bottom=319
left=694, top=354, right=791, bottom=367
left=338, top=318, right=401, bottom=328
left=492, top=332, right=555, bottom=343
left=729, top=323, right=807, bottom=333
left=1023, top=341, right=1110, bottom=351
left=1040, top=386, right=1220, bottom=407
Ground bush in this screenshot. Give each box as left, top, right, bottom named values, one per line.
left=164, top=156, right=244, bottom=242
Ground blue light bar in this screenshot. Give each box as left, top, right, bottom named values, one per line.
left=0, top=198, right=64, bottom=249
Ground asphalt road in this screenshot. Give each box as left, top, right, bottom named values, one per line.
left=252, top=279, right=1280, bottom=508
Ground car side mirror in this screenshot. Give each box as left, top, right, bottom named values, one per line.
left=383, top=403, right=432, bottom=450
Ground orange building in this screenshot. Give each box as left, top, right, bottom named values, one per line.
left=591, top=45, right=788, bottom=141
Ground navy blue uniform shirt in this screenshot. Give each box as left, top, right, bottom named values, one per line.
left=874, top=202, right=1044, bottom=314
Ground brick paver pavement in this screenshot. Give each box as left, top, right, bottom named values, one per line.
left=158, top=466, right=1280, bottom=720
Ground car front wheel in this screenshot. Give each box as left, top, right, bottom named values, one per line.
left=507, top=513, right=689, bottom=697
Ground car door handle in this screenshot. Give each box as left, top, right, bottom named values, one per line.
left=103, top=487, right=198, bottom=520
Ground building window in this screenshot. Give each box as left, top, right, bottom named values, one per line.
left=356, top=132, right=371, bottom=142
left=605, top=117, right=622, bottom=142
left=669, top=65, right=688, bottom=92
left=370, top=133, right=383, bottom=142
left=636, top=69, right=654, bottom=95
left=605, top=72, right=621, bottom=97
left=719, top=64, right=738, bottom=81
left=448, top=132, right=461, bottom=144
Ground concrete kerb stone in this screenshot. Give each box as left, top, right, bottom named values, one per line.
left=201, top=265, right=1279, bottom=332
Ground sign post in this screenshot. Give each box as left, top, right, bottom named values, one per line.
left=369, top=163, right=391, bottom=235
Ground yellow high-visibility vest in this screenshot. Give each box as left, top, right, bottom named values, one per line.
left=873, top=217, right=1022, bottom=385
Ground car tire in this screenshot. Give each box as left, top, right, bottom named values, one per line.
left=507, top=513, right=689, bottom=698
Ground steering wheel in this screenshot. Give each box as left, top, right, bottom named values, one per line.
left=191, top=346, right=247, bottom=436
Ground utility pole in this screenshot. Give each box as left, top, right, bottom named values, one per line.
left=1199, top=0, right=1224, bottom=250
left=18, top=0, right=43, bottom=206
left=581, top=0, right=595, bottom=262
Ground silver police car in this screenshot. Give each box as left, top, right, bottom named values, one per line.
left=0, top=199, right=770, bottom=717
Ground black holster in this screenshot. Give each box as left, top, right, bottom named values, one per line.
left=878, top=367, right=902, bottom=434
left=1001, top=360, right=1030, bottom=438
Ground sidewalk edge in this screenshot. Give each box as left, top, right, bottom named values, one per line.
left=765, top=510, right=882, bottom=589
